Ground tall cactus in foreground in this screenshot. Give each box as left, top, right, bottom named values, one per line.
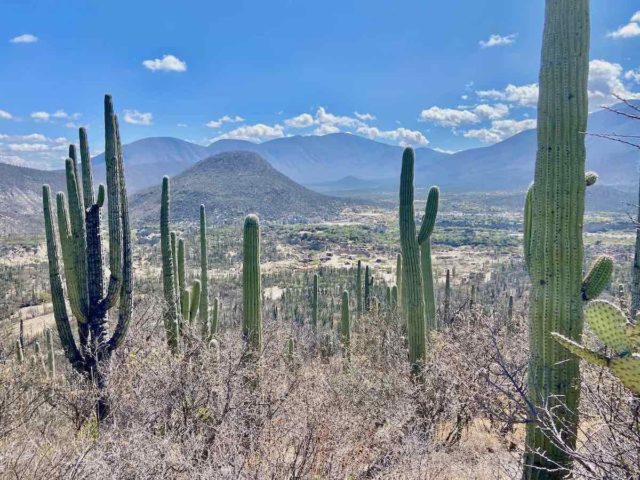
left=356, top=260, right=363, bottom=318
left=312, top=273, right=319, bottom=330
left=552, top=300, right=640, bottom=394
left=42, top=95, right=133, bottom=419
left=364, top=265, right=371, bottom=312
left=418, top=186, right=439, bottom=333
left=399, top=147, right=426, bottom=374
left=161, top=177, right=180, bottom=352
left=199, top=205, right=210, bottom=338
left=522, top=1, right=592, bottom=476
left=243, top=215, right=262, bottom=355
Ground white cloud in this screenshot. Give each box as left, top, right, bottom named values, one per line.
left=464, top=118, right=537, bottom=143
left=315, top=106, right=364, bottom=129
left=31, top=111, right=50, bottom=122
left=625, top=69, right=640, bottom=83
left=312, top=124, right=341, bottom=136
left=284, top=113, right=315, bottom=128
left=0, top=110, right=12, bottom=120
left=10, top=34, right=38, bottom=44
left=419, top=106, right=479, bottom=127
left=433, top=147, right=457, bottom=154
left=354, top=111, right=376, bottom=121
left=214, top=123, right=285, bottom=143
left=588, top=59, right=640, bottom=107
left=474, top=103, right=510, bottom=120
left=177, top=123, right=188, bottom=128
left=7, top=143, right=50, bottom=152
left=607, top=11, right=640, bottom=39
left=142, top=54, right=187, bottom=72
left=477, top=84, right=539, bottom=107
left=356, top=126, right=428, bottom=146
left=206, top=115, right=244, bottom=129
left=123, top=110, right=153, bottom=125
left=479, top=34, right=516, bottom=49
left=0, top=133, right=72, bottom=169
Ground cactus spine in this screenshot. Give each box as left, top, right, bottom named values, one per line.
left=161, top=177, right=180, bottom=352
left=243, top=215, right=262, bottom=355
left=399, top=147, right=426, bottom=374
left=418, top=186, right=439, bottom=332
left=42, top=95, right=133, bottom=420
left=523, top=1, right=592, bottom=475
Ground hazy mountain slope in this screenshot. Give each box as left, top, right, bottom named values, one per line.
left=0, top=163, right=65, bottom=235
left=130, top=151, right=355, bottom=225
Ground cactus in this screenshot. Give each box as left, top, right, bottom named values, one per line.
left=312, top=273, right=319, bottom=331
left=364, top=265, right=371, bottom=312
left=15, top=339, right=24, bottom=365
left=523, top=1, right=593, bottom=475
left=209, top=297, right=219, bottom=339
left=507, top=295, right=514, bottom=323
left=42, top=95, right=133, bottom=420
left=243, top=215, right=262, bottom=355
left=418, top=186, right=439, bottom=332
left=391, top=286, right=398, bottom=311
left=399, top=147, right=426, bottom=374
left=160, top=177, right=180, bottom=352
left=582, top=256, right=614, bottom=301
left=340, top=290, right=351, bottom=357
left=45, top=328, right=55, bottom=378
left=444, top=269, right=451, bottom=323
left=553, top=300, right=640, bottom=394
left=199, top=205, right=210, bottom=338
left=356, top=260, right=363, bottom=318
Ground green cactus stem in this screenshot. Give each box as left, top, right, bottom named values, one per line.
left=161, top=177, right=180, bottom=353
left=209, top=297, right=219, bottom=340
left=16, top=339, right=24, bottom=365
left=582, top=256, right=614, bottom=301
left=399, top=147, right=426, bottom=375
left=312, top=273, right=319, bottom=331
left=45, top=328, right=55, bottom=378
left=553, top=300, right=640, bottom=394
left=418, top=186, right=439, bottom=332
left=42, top=95, right=133, bottom=420
left=341, top=290, right=351, bottom=358
left=356, top=260, right=363, bottom=318
left=199, top=205, right=209, bottom=338
left=523, top=1, right=592, bottom=476
left=364, top=265, right=371, bottom=312
left=243, top=215, right=262, bottom=355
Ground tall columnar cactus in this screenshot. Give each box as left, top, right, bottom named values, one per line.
left=45, top=327, right=55, bottom=378
left=444, top=269, right=451, bottom=324
left=340, top=290, right=351, bottom=356
left=243, top=215, right=262, bottom=355
left=523, top=1, right=594, bottom=475
left=209, top=297, right=219, bottom=339
left=364, top=265, right=371, bottom=312
left=552, top=300, right=640, bottom=394
left=42, top=95, right=133, bottom=419
left=418, top=186, right=439, bottom=332
left=199, top=205, right=210, bottom=337
left=161, top=177, right=180, bottom=352
left=312, top=273, right=319, bottom=330
left=399, top=147, right=426, bottom=374
left=177, top=238, right=201, bottom=326
left=356, top=260, right=363, bottom=318
left=15, top=339, right=24, bottom=365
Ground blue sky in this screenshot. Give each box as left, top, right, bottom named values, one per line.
left=1, top=0, right=639, bottom=168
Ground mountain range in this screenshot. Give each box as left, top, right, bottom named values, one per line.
left=89, top=103, right=639, bottom=193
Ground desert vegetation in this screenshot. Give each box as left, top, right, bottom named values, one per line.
left=3, top=1, right=640, bottom=479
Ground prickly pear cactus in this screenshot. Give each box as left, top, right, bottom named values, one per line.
left=553, top=300, right=640, bottom=394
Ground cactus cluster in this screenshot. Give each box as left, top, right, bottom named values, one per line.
left=160, top=178, right=210, bottom=352
left=42, top=95, right=133, bottom=419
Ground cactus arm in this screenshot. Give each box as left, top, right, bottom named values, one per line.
left=171, top=232, right=178, bottom=301
left=43, top=186, right=86, bottom=373
left=160, top=177, right=179, bottom=352
left=178, top=238, right=186, bottom=295
left=551, top=333, right=608, bottom=367
left=189, top=280, right=201, bottom=324
left=108, top=118, right=133, bottom=352
left=417, top=186, right=439, bottom=244
left=101, top=95, right=123, bottom=309
left=198, top=205, right=209, bottom=336
left=582, top=256, right=614, bottom=301
left=399, top=147, right=426, bottom=374
left=181, top=289, right=190, bottom=325
left=79, top=127, right=95, bottom=207
left=64, top=158, right=89, bottom=321
left=242, top=214, right=262, bottom=353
